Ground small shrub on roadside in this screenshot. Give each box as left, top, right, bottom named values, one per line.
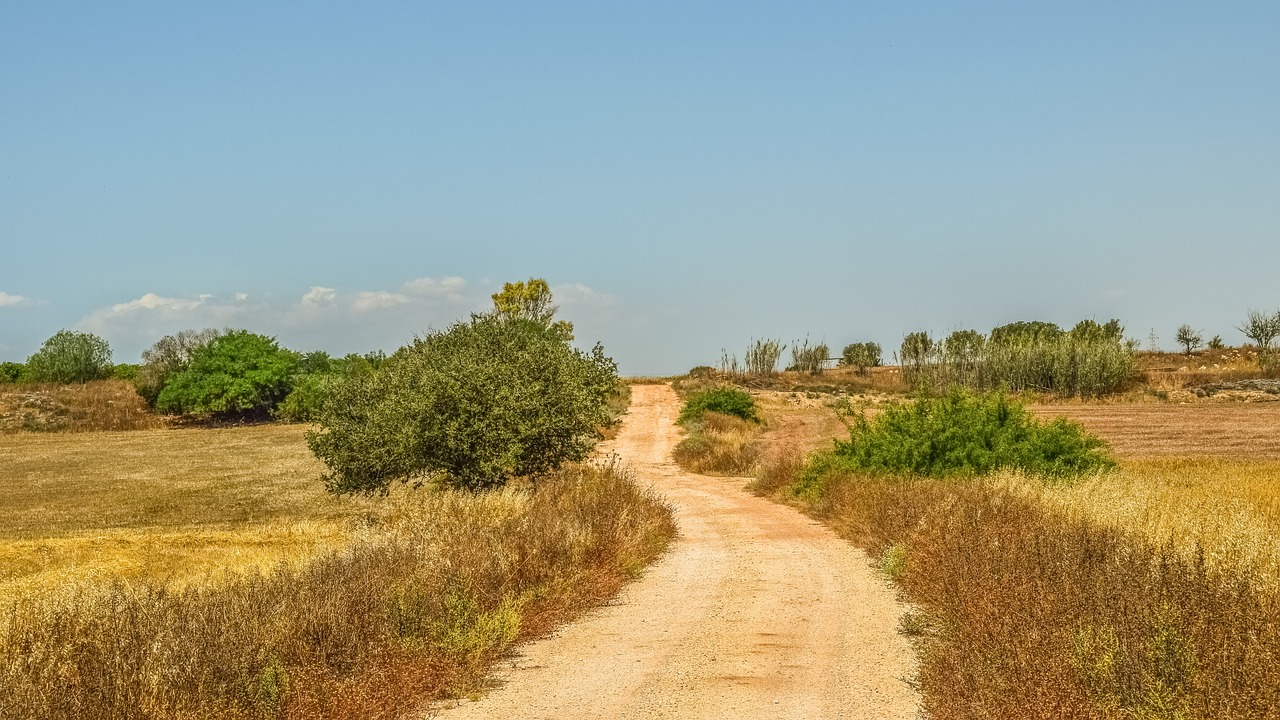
left=677, top=386, right=760, bottom=425
left=672, top=411, right=761, bottom=475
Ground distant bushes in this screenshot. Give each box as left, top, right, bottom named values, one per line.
left=677, top=386, right=760, bottom=425
left=899, top=319, right=1135, bottom=397
left=156, top=331, right=300, bottom=419
left=789, top=337, right=829, bottom=375
left=796, top=391, right=1114, bottom=494
left=841, top=342, right=881, bottom=374
left=24, top=330, right=113, bottom=384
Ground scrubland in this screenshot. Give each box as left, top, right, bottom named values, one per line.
left=721, top=382, right=1280, bottom=719
left=0, top=424, right=675, bottom=719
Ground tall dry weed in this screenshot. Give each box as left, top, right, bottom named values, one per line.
left=0, top=463, right=675, bottom=720
left=781, top=468, right=1280, bottom=719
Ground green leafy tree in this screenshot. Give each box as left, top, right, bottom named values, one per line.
left=24, top=330, right=113, bottom=384
left=491, top=278, right=574, bottom=341
left=0, top=362, right=24, bottom=383
left=308, top=314, right=618, bottom=494
left=841, top=342, right=882, bottom=374
left=136, top=328, right=224, bottom=406
left=990, top=321, right=1063, bottom=346
left=156, top=331, right=299, bottom=418
left=1174, top=324, right=1204, bottom=355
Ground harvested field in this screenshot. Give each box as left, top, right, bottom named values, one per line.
left=1033, top=402, right=1280, bottom=459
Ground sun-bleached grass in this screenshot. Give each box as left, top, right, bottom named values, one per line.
left=0, top=379, right=163, bottom=432
left=672, top=410, right=761, bottom=475
left=1010, top=458, right=1280, bottom=588
left=753, top=397, right=1280, bottom=719
left=0, top=424, right=676, bottom=719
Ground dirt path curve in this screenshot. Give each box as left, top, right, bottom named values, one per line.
left=430, top=384, right=919, bottom=719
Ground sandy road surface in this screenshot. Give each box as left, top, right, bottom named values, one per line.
left=429, top=384, right=918, bottom=719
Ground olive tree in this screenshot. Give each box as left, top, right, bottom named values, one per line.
left=307, top=314, right=618, bottom=494
left=24, top=330, right=113, bottom=384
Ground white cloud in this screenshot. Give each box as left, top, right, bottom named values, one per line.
left=72, top=276, right=613, bottom=362
left=403, top=275, right=467, bottom=299
left=300, top=286, right=337, bottom=307
left=554, top=283, right=616, bottom=309
left=352, top=291, right=411, bottom=313
left=108, top=292, right=207, bottom=314
left=0, top=291, right=27, bottom=307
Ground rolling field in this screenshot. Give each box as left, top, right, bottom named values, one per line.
left=0, top=424, right=375, bottom=596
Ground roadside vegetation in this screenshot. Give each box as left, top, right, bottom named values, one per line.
left=671, top=385, right=763, bottom=475
left=0, top=456, right=674, bottom=720
left=0, top=279, right=677, bottom=720
left=751, top=386, right=1280, bottom=719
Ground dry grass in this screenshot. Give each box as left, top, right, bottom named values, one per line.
left=1032, top=402, right=1280, bottom=459
left=0, top=379, right=163, bottom=432
left=671, top=411, right=761, bottom=475
left=753, top=394, right=1280, bottom=719
left=0, top=424, right=676, bottom=719
left=0, top=424, right=364, bottom=593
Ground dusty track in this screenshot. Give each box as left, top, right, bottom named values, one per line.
left=430, top=384, right=918, bottom=719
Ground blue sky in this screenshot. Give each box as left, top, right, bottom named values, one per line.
left=2, top=2, right=1278, bottom=374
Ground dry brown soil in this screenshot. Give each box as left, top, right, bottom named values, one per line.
left=428, top=384, right=918, bottom=720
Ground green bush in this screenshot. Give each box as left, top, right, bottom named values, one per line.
left=111, top=363, right=139, bottom=381
left=136, top=328, right=224, bottom=406
left=841, top=342, right=882, bottom=374
left=899, top=319, right=1134, bottom=397
left=274, top=373, right=338, bottom=422
left=0, top=362, right=24, bottom=383
left=677, top=386, right=760, bottom=425
left=307, top=315, right=618, bottom=494
left=800, top=391, right=1113, bottom=489
left=24, top=330, right=113, bottom=384
left=156, top=331, right=299, bottom=418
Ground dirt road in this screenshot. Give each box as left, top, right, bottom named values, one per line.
left=431, top=384, right=918, bottom=719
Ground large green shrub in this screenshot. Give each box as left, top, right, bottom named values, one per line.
left=677, top=386, right=760, bottom=425
left=156, top=331, right=299, bottom=418
left=307, top=315, right=618, bottom=494
left=24, top=330, right=113, bottom=384
left=799, top=391, right=1113, bottom=490
left=136, top=328, right=224, bottom=406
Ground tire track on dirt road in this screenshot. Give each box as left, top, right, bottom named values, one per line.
left=428, top=384, right=919, bottom=719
